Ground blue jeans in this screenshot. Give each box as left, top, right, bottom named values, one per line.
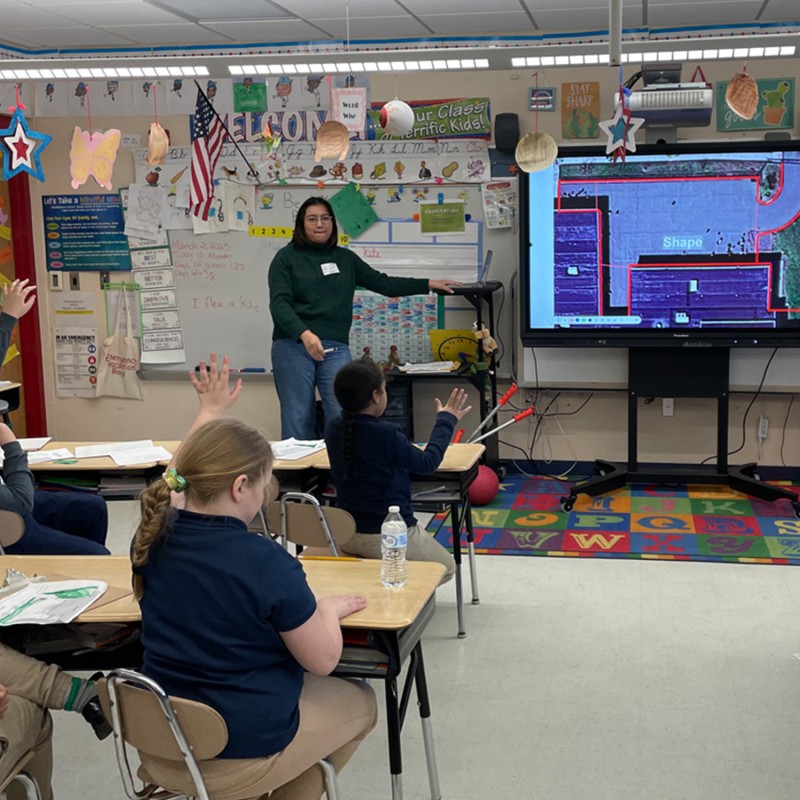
left=271, top=339, right=352, bottom=439
left=7, top=490, right=110, bottom=555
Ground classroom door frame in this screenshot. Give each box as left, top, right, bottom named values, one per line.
left=2, top=111, right=46, bottom=435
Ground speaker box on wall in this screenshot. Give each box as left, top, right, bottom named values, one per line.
left=494, top=113, right=520, bottom=154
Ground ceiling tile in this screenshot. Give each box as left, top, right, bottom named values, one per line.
left=531, top=7, right=642, bottom=32
left=759, top=0, right=800, bottom=20
left=152, top=0, right=293, bottom=20
left=102, top=23, right=232, bottom=43
left=45, top=2, right=188, bottom=26
left=305, top=16, right=433, bottom=39
left=268, top=0, right=407, bottom=17
left=4, top=26, right=138, bottom=47
left=406, top=0, right=525, bottom=11
left=649, top=1, right=762, bottom=27
left=203, top=19, right=337, bottom=41
left=0, top=2, right=82, bottom=26
left=419, top=12, right=536, bottom=35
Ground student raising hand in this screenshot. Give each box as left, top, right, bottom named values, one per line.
left=434, top=387, right=472, bottom=420
left=0, top=422, right=17, bottom=446
left=1, top=279, right=36, bottom=320
left=189, top=352, right=242, bottom=418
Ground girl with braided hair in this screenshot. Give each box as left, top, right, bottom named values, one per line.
left=324, top=359, right=470, bottom=583
left=130, top=354, right=377, bottom=800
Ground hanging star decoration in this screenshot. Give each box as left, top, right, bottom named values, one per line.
left=598, top=83, right=644, bottom=165
left=0, top=85, right=52, bottom=181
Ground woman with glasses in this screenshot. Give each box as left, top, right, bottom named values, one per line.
left=269, top=196, right=458, bottom=439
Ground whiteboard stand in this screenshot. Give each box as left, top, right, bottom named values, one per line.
left=558, top=347, right=800, bottom=516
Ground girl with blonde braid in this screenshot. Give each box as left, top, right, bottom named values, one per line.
left=131, top=354, right=377, bottom=800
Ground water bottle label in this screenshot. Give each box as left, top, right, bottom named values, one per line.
left=383, top=532, right=407, bottom=548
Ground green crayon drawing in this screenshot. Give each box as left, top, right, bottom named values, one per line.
left=0, top=596, right=42, bottom=625
left=44, top=586, right=100, bottom=599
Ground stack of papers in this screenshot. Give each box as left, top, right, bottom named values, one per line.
left=398, top=361, right=458, bottom=373
left=19, top=437, right=52, bottom=452
left=73, top=440, right=172, bottom=466
left=271, top=438, right=326, bottom=461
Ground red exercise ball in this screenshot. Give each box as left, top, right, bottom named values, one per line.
left=469, top=465, right=500, bottom=506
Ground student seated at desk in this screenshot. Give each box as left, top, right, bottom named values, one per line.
left=0, top=280, right=109, bottom=556
left=0, top=642, right=111, bottom=800
left=324, top=360, right=469, bottom=584
left=131, top=356, right=377, bottom=800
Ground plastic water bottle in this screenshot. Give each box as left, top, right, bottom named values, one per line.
left=381, top=505, right=408, bottom=589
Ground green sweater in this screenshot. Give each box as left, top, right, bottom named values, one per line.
left=268, top=242, right=430, bottom=343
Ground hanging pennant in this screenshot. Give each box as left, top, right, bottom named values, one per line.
left=0, top=105, right=52, bottom=182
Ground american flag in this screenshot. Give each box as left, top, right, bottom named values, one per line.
left=190, top=88, right=225, bottom=220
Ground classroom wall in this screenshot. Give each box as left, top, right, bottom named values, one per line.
left=26, top=60, right=800, bottom=469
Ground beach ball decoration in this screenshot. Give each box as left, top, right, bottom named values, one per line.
left=380, top=99, right=415, bottom=137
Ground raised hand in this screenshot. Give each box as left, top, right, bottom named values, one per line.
left=2, top=278, right=36, bottom=320
left=189, top=352, right=242, bottom=417
left=435, top=387, right=472, bottom=420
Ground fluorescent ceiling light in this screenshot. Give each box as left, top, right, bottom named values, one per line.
left=229, top=65, right=243, bottom=75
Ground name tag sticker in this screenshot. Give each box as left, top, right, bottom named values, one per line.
left=321, top=262, right=340, bottom=276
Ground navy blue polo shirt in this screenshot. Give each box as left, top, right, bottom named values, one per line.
left=138, top=510, right=317, bottom=758
left=324, top=411, right=456, bottom=533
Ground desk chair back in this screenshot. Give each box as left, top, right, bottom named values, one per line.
left=98, top=669, right=340, bottom=800
left=0, top=750, right=42, bottom=800
left=0, top=510, right=24, bottom=554
left=266, top=492, right=355, bottom=556
left=98, top=669, right=226, bottom=800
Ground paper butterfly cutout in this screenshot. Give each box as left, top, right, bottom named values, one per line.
left=69, top=127, right=122, bottom=190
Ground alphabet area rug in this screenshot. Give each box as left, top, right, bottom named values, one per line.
left=426, top=474, right=800, bottom=564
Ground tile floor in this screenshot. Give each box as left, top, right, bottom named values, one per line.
left=50, top=500, right=800, bottom=800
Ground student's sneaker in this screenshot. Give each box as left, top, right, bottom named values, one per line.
left=81, top=672, right=113, bottom=740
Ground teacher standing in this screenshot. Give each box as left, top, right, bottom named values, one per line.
left=269, top=197, right=458, bottom=439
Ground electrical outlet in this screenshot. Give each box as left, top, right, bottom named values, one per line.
left=758, top=414, right=769, bottom=440
left=69, top=272, right=80, bottom=290
left=50, top=272, right=63, bottom=291
left=662, top=397, right=674, bottom=417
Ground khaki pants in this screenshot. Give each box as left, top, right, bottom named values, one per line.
left=0, top=643, right=73, bottom=800
left=141, top=673, right=377, bottom=800
left=342, top=523, right=456, bottom=584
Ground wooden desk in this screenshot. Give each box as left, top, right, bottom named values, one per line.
left=0, top=555, right=139, bottom=622
left=315, top=442, right=484, bottom=638
left=0, top=555, right=443, bottom=800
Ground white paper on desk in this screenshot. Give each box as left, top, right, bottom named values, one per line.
left=18, top=437, right=52, bottom=452
left=111, top=445, right=173, bottom=466
left=271, top=438, right=326, bottom=461
left=74, top=440, right=154, bottom=459
left=398, top=361, right=456, bottom=373
left=0, top=380, right=12, bottom=388
left=0, top=580, right=108, bottom=626
left=26, top=448, right=75, bottom=464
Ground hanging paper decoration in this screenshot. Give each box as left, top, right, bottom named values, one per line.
left=515, top=132, right=558, bottom=173
left=69, top=126, right=122, bottom=190
left=146, top=122, right=169, bottom=165
left=257, top=118, right=282, bottom=155
left=380, top=99, right=415, bottom=137
left=315, top=120, right=350, bottom=162
left=725, top=66, right=759, bottom=120
left=515, top=72, right=558, bottom=173
left=598, top=76, right=644, bottom=164
left=0, top=86, right=52, bottom=182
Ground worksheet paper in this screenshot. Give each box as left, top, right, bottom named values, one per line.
left=0, top=581, right=108, bottom=626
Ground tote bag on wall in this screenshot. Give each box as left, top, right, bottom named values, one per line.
left=95, top=285, right=143, bottom=400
